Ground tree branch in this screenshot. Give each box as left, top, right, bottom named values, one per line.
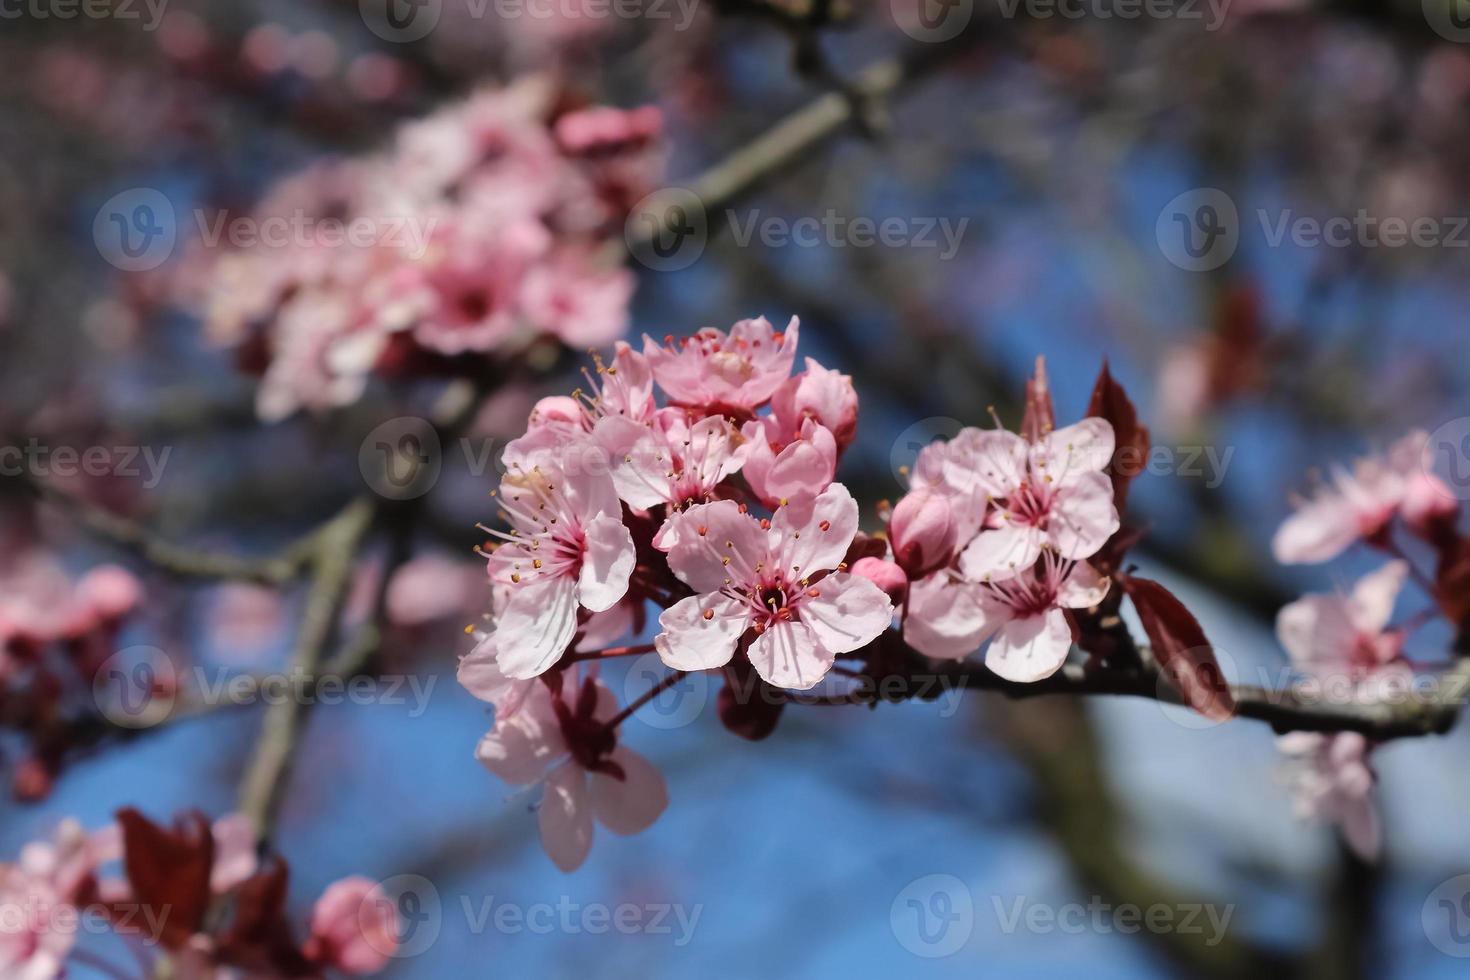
left=872, top=644, right=1470, bottom=740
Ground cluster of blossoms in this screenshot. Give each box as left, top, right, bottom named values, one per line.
left=0, top=809, right=398, bottom=979
left=458, top=322, right=1234, bottom=869
left=0, top=556, right=145, bottom=801
left=1272, top=432, right=1463, bottom=859
left=190, top=77, right=662, bottom=421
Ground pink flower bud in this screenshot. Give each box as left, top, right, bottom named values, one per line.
left=773, top=358, right=859, bottom=450
left=888, top=490, right=957, bottom=579
left=1402, top=471, right=1459, bottom=540
left=851, top=557, right=908, bottom=605
left=305, top=876, right=399, bottom=975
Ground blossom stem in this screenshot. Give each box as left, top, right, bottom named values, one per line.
left=567, top=643, right=658, bottom=663
left=604, top=670, right=687, bottom=729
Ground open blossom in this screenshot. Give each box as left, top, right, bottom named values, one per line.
left=476, top=672, right=667, bottom=872
left=1277, top=561, right=1408, bottom=679
left=1277, top=732, right=1380, bottom=860
left=1273, top=430, right=1457, bottom=564
left=305, top=877, right=400, bottom=975
left=642, top=316, right=799, bottom=415
left=905, top=551, right=1109, bottom=681
left=595, top=411, right=747, bottom=532
left=483, top=453, right=635, bottom=679
left=944, top=418, right=1120, bottom=581
left=655, top=483, right=894, bottom=690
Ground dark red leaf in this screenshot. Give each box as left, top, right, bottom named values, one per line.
left=1435, top=535, right=1470, bottom=636
left=217, top=858, right=315, bottom=977
left=1086, top=361, right=1151, bottom=512
left=719, top=657, right=785, bottom=741
left=1122, top=577, right=1235, bottom=722
left=116, top=808, right=215, bottom=949
left=1020, top=355, right=1055, bottom=445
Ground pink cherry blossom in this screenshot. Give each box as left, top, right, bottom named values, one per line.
left=457, top=630, right=535, bottom=720
left=595, top=410, right=746, bottom=538
left=483, top=453, right=636, bottom=679
left=0, top=865, right=71, bottom=980
left=655, top=483, right=894, bottom=690
left=1276, top=561, right=1408, bottom=679
left=208, top=813, right=259, bottom=895
left=1277, top=731, right=1380, bottom=860
left=642, top=316, right=799, bottom=414
left=519, top=250, right=634, bottom=349
left=305, top=876, right=400, bottom=975
left=475, top=672, right=667, bottom=872
left=738, top=417, right=838, bottom=512
left=1273, top=430, right=1453, bottom=564
left=946, top=419, right=1120, bottom=582
left=771, top=358, right=859, bottom=449
left=904, top=551, right=1109, bottom=681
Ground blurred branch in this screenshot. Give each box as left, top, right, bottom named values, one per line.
left=15, top=473, right=315, bottom=586
left=992, top=696, right=1300, bottom=977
